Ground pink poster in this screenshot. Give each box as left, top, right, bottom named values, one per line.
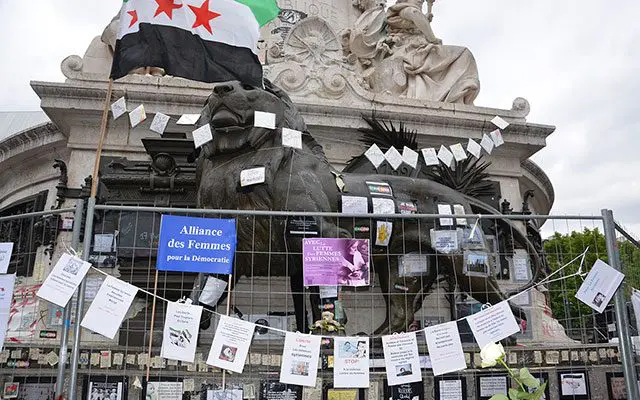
left=302, top=239, right=370, bottom=287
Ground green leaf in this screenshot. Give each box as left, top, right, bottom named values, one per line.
left=531, top=382, right=548, bottom=400
left=489, top=394, right=509, bottom=400
left=519, top=368, right=541, bottom=388
left=509, top=388, right=521, bottom=399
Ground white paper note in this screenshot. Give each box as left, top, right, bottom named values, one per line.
left=0, top=243, right=13, bottom=273
left=177, top=114, right=201, bottom=125
left=207, top=315, right=256, bottom=373
left=376, top=221, right=392, bottom=246
left=384, top=147, right=403, bottom=170
left=0, top=274, right=15, bottom=351
left=437, top=145, right=454, bottom=167
left=467, top=138, right=482, bottom=159
left=490, top=129, right=505, bottom=147
left=512, top=256, right=530, bottom=281
left=208, top=389, right=244, bottom=400
left=37, top=253, right=91, bottom=307
left=150, top=113, right=171, bottom=134
left=479, top=376, right=508, bottom=398
left=430, top=230, right=459, bottom=254
left=402, top=146, right=419, bottom=168
left=147, top=382, right=183, bottom=400
left=365, top=144, right=385, bottom=168
left=334, top=337, right=370, bottom=388
left=452, top=204, right=467, bottom=226
left=279, top=332, right=322, bottom=387
left=254, top=111, right=276, bottom=129
left=421, top=148, right=439, bottom=166
left=319, top=286, right=338, bottom=299
left=160, top=302, right=203, bottom=363
left=80, top=275, right=138, bottom=339
left=480, top=134, right=494, bottom=154
left=111, top=97, right=127, bottom=120
left=240, top=167, right=266, bottom=187
left=439, top=380, right=463, bottom=400
left=282, top=128, right=303, bottom=149
left=575, top=259, right=625, bottom=313
left=372, top=198, right=395, bottom=215
left=491, top=116, right=510, bottom=130
left=450, top=144, right=467, bottom=162
left=341, top=196, right=368, bottom=214
left=381, top=332, right=422, bottom=386
left=466, top=301, right=520, bottom=348
left=129, top=104, right=146, bottom=128
left=93, top=233, right=115, bottom=253
left=192, top=124, right=213, bottom=148
left=424, top=322, right=466, bottom=376
left=437, top=204, right=454, bottom=226
left=399, top=254, right=428, bottom=277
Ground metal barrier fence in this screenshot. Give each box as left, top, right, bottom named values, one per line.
left=2, top=203, right=640, bottom=399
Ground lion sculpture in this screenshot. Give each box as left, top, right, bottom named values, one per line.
left=195, top=80, right=531, bottom=336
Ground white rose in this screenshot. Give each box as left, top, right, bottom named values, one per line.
left=480, top=342, right=505, bottom=368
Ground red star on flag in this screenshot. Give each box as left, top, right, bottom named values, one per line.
left=127, top=10, right=139, bottom=28
left=188, top=0, right=221, bottom=34
left=154, top=0, right=183, bottom=19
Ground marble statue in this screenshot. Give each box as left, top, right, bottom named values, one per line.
left=347, top=0, right=480, bottom=104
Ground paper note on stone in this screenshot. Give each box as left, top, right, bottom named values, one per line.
left=490, top=129, right=505, bottom=147
left=240, top=167, right=266, bottom=187
left=192, top=124, right=213, bottom=148
left=279, top=332, right=322, bottom=387
left=466, top=301, right=520, bottom=348
left=93, top=233, right=115, bottom=253
left=372, top=198, right=395, bottom=215
left=207, top=315, right=256, bottom=373
left=480, top=134, right=494, bottom=154
left=282, top=128, right=303, bottom=149
left=177, top=114, right=200, bottom=125
left=319, top=286, right=338, bottom=299
left=437, top=204, right=454, bottom=226
left=421, top=148, right=439, bottom=166
left=437, top=145, right=454, bottom=167
left=376, top=221, right=392, bottom=246
left=365, top=144, right=385, bottom=168
left=254, top=111, right=276, bottom=129
left=81, top=275, right=138, bottom=339
left=450, top=143, right=467, bottom=162
left=576, top=259, right=624, bottom=313
left=424, top=321, right=466, bottom=376
left=491, top=116, right=510, bottom=130
left=402, top=146, right=419, bottom=168
left=467, top=138, right=482, bottom=159
left=160, top=302, right=202, bottom=363
left=384, top=146, right=403, bottom=170
left=37, top=253, right=91, bottom=307
left=453, top=204, right=467, bottom=226
left=0, top=243, right=13, bottom=274
left=150, top=113, right=171, bottom=134
left=111, top=96, right=127, bottom=120
left=341, top=196, right=368, bottom=214
left=129, top=104, right=147, bottom=128
left=381, top=332, right=422, bottom=386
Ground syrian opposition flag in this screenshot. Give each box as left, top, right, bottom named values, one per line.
left=110, top=0, right=279, bottom=86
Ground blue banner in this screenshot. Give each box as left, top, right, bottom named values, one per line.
left=156, top=215, right=236, bottom=274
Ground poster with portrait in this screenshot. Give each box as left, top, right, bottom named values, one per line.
left=558, top=371, right=589, bottom=400
left=334, top=337, right=369, bottom=388
left=303, top=239, right=370, bottom=287
left=82, top=376, right=127, bottom=400
left=280, top=332, right=322, bottom=387
left=607, top=372, right=627, bottom=400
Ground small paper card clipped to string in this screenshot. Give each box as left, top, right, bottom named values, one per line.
left=129, top=104, right=146, bottom=128
left=160, top=301, right=203, bottom=363
left=177, top=114, right=201, bottom=125
left=365, top=144, right=385, bottom=168
left=80, top=275, right=138, bottom=340
left=254, top=111, right=276, bottom=129
left=490, top=129, right=505, bottom=147
left=466, top=301, right=520, bottom=348
left=491, top=115, right=510, bottom=130
left=279, top=332, right=322, bottom=387
left=381, top=332, right=422, bottom=386
left=421, top=147, right=439, bottom=166
left=334, top=337, right=370, bottom=388
left=150, top=113, right=170, bottom=134
left=424, top=321, right=467, bottom=376
left=111, top=96, right=127, bottom=120
left=575, top=259, right=624, bottom=313
left=437, top=145, right=454, bottom=167
left=282, top=128, right=303, bottom=149
left=240, top=167, right=266, bottom=187
left=467, top=138, right=482, bottom=159
left=384, top=146, right=403, bottom=170
left=402, top=146, right=419, bottom=169
left=207, top=315, right=256, bottom=373
left=192, top=124, right=213, bottom=148
left=450, top=143, right=467, bottom=162
left=480, top=133, right=494, bottom=154
left=37, top=253, right=91, bottom=307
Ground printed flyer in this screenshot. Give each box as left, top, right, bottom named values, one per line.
left=303, top=238, right=370, bottom=287
left=279, top=333, right=322, bottom=387
left=207, top=315, right=256, bottom=373
left=381, top=333, right=422, bottom=386
left=160, top=302, right=202, bottom=363
left=333, top=337, right=370, bottom=388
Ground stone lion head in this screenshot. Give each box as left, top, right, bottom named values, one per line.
left=197, top=80, right=307, bottom=155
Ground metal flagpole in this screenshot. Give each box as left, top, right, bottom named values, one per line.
left=67, top=79, right=114, bottom=400
left=602, top=209, right=640, bottom=400
left=55, top=198, right=85, bottom=398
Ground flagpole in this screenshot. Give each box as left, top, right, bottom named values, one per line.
left=221, top=273, right=233, bottom=390
left=91, top=79, right=114, bottom=198
left=146, top=269, right=160, bottom=381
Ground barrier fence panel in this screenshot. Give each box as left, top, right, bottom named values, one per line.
left=2, top=204, right=640, bottom=399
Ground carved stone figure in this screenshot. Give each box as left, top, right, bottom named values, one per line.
left=347, top=0, right=480, bottom=104
left=194, top=80, right=534, bottom=335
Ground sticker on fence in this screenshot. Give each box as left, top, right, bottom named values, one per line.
left=37, top=253, right=91, bottom=307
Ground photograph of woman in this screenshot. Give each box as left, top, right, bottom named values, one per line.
left=338, top=239, right=370, bottom=286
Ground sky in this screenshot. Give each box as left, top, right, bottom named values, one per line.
left=0, top=0, right=639, bottom=236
